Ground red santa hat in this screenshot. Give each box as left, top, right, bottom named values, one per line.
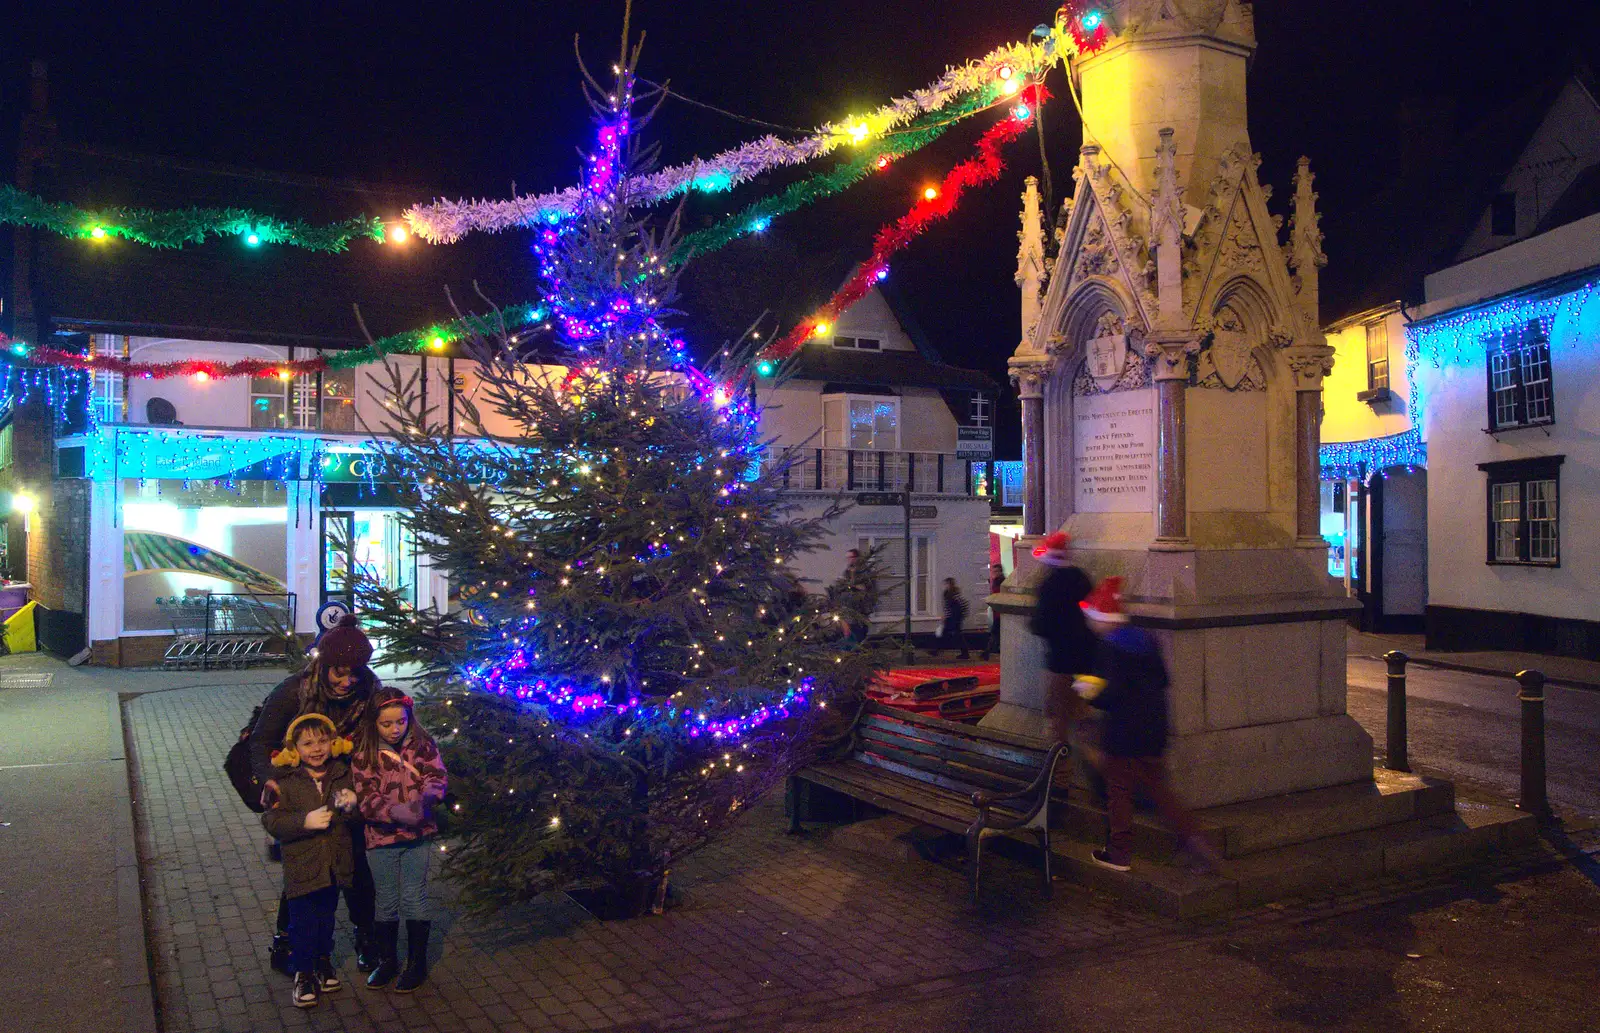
left=1031, top=531, right=1072, bottom=567
left=1080, top=577, right=1129, bottom=624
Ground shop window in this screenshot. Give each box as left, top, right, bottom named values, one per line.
left=1487, top=322, right=1554, bottom=431
left=120, top=479, right=290, bottom=633
left=1320, top=480, right=1359, bottom=580
left=822, top=394, right=899, bottom=450
left=1479, top=456, right=1562, bottom=566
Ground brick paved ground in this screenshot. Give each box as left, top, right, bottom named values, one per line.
left=126, top=682, right=1587, bottom=1033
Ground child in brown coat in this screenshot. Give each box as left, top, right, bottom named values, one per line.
left=262, top=713, right=359, bottom=1008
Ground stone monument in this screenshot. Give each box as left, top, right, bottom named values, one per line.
left=987, top=0, right=1370, bottom=809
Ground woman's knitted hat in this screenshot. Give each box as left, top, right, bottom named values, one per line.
left=317, top=614, right=373, bottom=669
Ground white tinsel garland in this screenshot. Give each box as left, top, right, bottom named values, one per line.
left=403, top=39, right=1054, bottom=243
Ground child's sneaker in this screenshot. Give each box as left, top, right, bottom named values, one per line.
left=315, top=956, right=342, bottom=992
left=292, top=971, right=320, bottom=1008
left=1091, top=848, right=1132, bottom=872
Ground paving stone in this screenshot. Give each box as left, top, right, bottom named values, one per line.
left=127, top=682, right=1557, bottom=1033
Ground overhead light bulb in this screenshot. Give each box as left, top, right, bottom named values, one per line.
left=388, top=225, right=410, bottom=244
left=923, top=186, right=941, bottom=201
left=814, top=322, right=830, bottom=337
left=89, top=226, right=108, bottom=240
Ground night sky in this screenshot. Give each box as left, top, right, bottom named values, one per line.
left=8, top=1, right=1600, bottom=454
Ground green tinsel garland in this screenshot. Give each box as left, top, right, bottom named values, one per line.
left=672, top=85, right=1003, bottom=264
left=326, top=302, right=549, bottom=369
left=0, top=184, right=387, bottom=252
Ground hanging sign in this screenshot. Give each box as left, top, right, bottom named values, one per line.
left=956, top=427, right=993, bottom=459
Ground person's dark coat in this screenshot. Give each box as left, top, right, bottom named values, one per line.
left=261, top=759, right=356, bottom=899
left=941, top=586, right=968, bottom=636
left=249, top=671, right=370, bottom=787
left=1089, top=624, right=1171, bottom=759
left=1029, top=565, right=1095, bottom=675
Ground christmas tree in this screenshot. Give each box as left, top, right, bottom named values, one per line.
left=356, top=34, right=888, bottom=913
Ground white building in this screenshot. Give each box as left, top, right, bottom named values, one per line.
left=755, top=282, right=999, bottom=636
left=1407, top=214, right=1600, bottom=655
left=1317, top=68, right=1600, bottom=654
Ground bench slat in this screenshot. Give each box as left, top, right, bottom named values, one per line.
left=855, top=738, right=1029, bottom=797
left=858, top=725, right=1040, bottom=785
left=800, top=762, right=1029, bottom=828
left=860, top=713, right=1048, bottom=769
left=863, top=701, right=1053, bottom=751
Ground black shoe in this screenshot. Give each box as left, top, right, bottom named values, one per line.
left=354, top=925, right=379, bottom=973
left=365, top=921, right=401, bottom=990
left=268, top=934, right=292, bottom=975
left=1091, top=848, right=1132, bottom=873
left=392, top=920, right=431, bottom=994
left=314, top=956, right=342, bottom=993
left=292, top=971, right=319, bottom=1009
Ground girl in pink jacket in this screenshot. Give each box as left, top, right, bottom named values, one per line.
left=351, top=687, right=447, bottom=993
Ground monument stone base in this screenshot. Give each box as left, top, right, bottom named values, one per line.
left=984, top=537, right=1369, bottom=809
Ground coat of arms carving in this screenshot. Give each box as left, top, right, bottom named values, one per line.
left=1207, top=328, right=1254, bottom=389
left=1084, top=312, right=1128, bottom=388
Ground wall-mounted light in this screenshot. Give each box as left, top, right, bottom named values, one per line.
left=12, top=493, right=35, bottom=533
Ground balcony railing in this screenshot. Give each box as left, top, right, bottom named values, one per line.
left=769, top=448, right=993, bottom=497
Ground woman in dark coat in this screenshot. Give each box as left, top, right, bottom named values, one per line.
left=252, top=616, right=381, bottom=974
left=934, top=578, right=970, bottom=659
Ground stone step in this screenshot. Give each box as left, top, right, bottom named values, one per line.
left=1050, top=799, right=1536, bottom=919
left=1051, top=768, right=1455, bottom=860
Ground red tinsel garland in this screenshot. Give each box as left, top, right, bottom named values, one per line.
left=1058, top=2, right=1111, bottom=55
left=761, top=86, right=1047, bottom=362
left=32, top=346, right=332, bottom=380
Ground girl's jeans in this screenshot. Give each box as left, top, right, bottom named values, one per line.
left=369, top=839, right=432, bottom=921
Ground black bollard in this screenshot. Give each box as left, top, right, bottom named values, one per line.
left=1383, top=651, right=1409, bottom=772
left=1516, top=669, right=1551, bottom=820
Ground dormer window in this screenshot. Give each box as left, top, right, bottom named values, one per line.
left=833, top=334, right=881, bottom=351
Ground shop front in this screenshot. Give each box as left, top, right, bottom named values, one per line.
left=69, top=426, right=448, bottom=666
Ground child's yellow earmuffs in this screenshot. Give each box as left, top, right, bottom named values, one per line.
left=270, top=713, right=354, bottom=767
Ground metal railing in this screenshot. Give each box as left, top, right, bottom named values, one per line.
left=769, top=448, right=993, bottom=497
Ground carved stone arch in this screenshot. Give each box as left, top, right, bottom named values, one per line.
left=1052, top=280, right=1142, bottom=352
left=1196, top=275, right=1280, bottom=391
left=1208, top=274, right=1280, bottom=340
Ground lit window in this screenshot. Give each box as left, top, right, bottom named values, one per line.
left=1480, top=456, right=1562, bottom=566
left=1486, top=322, right=1554, bottom=431
left=320, top=370, right=357, bottom=432
left=969, top=393, right=991, bottom=427
left=1365, top=321, right=1389, bottom=392
left=822, top=393, right=899, bottom=450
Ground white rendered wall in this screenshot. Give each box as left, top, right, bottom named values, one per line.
left=1414, top=217, right=1600, bottom=623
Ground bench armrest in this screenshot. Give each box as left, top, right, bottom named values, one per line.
left=970, top=742, right=1068, bottom=823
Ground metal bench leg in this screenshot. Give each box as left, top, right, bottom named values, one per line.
left=966, top=828, right=983, bottom=905
left=786, top=777, right=803, bottom=835
left=1038, top=828, right=1053, bottom=899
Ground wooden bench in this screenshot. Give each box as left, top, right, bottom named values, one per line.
left=789, top=702, right=1067, bottom=903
